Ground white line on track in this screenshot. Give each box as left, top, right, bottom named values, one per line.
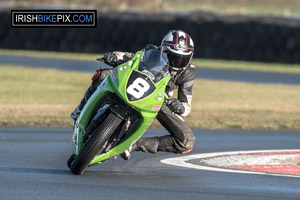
left=160, top=149, right=300, bottom=178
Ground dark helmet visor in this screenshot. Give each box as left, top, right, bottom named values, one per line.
left=167, top=51, right=192, bottom=69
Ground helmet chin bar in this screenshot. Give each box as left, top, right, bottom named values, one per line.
left=169, top=66, right=187, bottom=75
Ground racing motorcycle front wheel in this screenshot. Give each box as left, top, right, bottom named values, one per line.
left=70, top=113, right=122, bottom=175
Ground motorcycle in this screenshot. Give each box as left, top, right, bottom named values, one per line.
left=67, top=49, right=170, bottom=175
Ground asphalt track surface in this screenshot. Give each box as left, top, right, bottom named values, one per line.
left=1, top=55, right=300, bottom=199
left=1, top=54, right=300, bottom=85
left=1, top=127, right=300, bottom=200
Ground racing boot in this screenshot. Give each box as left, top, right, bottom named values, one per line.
left=119, top=143, right=137, bottom=160
left=70, top=88, right=93, bottom=121
left=71, top=105, right=82, bottom=121
left=120, top=137, right=159, bottom=160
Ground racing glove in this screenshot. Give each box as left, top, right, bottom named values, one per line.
left=103, top=52, right=118, bottom=66
left=168, top=98, right=185, bottom=115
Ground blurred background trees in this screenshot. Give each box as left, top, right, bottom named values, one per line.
left=1, top=0, right=299, bottom=63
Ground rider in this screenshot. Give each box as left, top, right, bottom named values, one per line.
left=71, top=30, right=196, bottom=159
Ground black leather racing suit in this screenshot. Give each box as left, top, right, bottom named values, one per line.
left=71, top=46, right=196, bottom=154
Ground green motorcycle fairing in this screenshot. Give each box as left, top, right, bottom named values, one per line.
left=72, top=50, right=170, bottom=165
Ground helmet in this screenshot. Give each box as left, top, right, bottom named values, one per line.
left=161, top=30, right=194, bottom=72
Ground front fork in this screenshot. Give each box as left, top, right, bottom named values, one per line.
left=72, top=103, right=111, bottom=155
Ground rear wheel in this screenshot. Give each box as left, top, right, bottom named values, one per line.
left=70, top=113, right=122, bottom=175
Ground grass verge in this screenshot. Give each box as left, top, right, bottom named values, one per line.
left=1, top=48, right=300, bottom=74
left=1, top=65, right=299, bottom=129
left=185, top=79, right=300, bottom=129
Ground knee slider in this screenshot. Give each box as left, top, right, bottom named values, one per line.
left=180, top=138, right=195, bottom=155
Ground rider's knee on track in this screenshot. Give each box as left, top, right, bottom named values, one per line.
left=180, top=138, right=195, bottom=154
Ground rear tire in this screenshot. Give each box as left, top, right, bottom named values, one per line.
left=70, top=113, right=122, bottom=175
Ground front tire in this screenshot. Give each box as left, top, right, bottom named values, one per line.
left=67, top=154, right=76, bottom=169
left=70, top=113, right=122, bottom=175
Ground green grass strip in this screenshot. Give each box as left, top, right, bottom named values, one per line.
left=1, top=64, right=299, bottom=129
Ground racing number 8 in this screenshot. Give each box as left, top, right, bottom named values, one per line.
left=127, top=78, right=150, bottom=99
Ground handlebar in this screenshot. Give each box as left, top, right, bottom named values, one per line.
left=96, top=57, right=105, bottom=62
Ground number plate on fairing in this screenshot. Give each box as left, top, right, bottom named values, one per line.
left=126, top=71, right=156, bottom=101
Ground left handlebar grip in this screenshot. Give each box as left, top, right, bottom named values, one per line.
left=96, top=57, right=105, bottom=62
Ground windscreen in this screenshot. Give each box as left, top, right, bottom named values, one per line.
left=138, top=49, right=169, bottom=83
